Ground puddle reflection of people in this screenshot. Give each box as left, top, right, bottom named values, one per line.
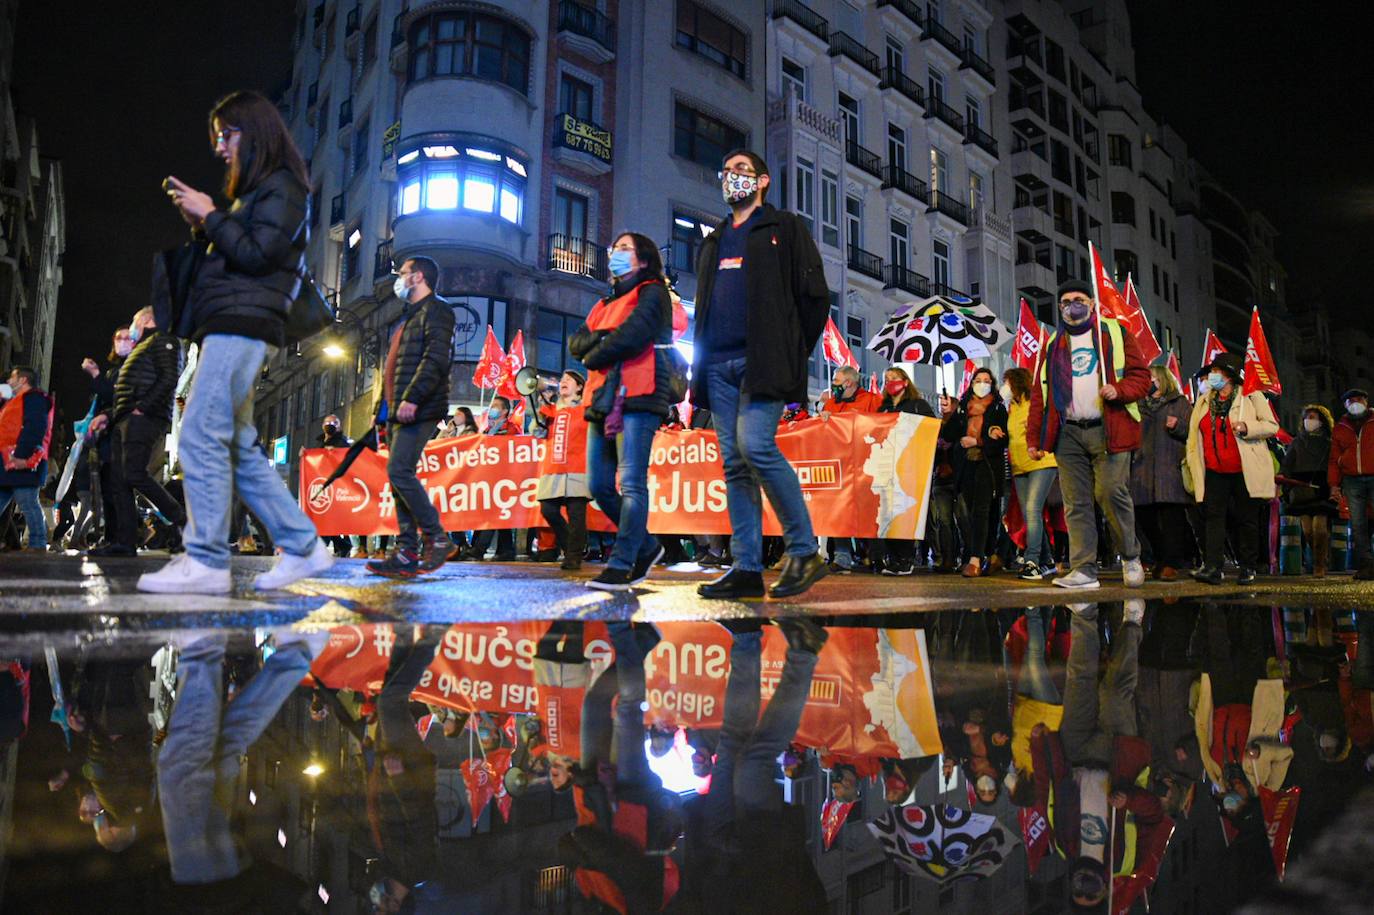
left=157, top=629, right=325, bottom=899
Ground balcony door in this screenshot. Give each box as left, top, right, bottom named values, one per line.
left=553, top=188, right=591, bottom=273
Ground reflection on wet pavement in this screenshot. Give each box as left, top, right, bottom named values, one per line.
left=3, top=601, right=1373, bottom=913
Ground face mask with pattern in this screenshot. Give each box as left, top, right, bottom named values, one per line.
left=722, top=170, right=760, bottom=205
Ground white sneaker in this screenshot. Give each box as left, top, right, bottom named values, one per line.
left=1123, top=598, right=1145, bottom=624
left=267, top=626, right=334, bottom=659
left=1123, top=558, right=1145, bottom=588
left=1053, top=569, right=1101, bottom=590
left=138, top=554, right=232, bottom=594
left=253, top=538, right=335, bottom=590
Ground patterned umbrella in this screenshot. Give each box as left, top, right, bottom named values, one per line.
left=867, top=295, right=1011, bottom=366
left=867, top=803, right=1020, bottom=885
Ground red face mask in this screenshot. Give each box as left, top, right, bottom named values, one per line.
left=884, top=380, right=906, bottom=396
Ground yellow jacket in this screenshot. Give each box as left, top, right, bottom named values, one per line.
left=1008, top=398, right=1057, bottom=475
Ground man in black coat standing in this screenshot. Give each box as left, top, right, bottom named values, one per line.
left=368, top=255, right=456, bottom=579
left=691, top=149, right=831, bottom=599
left=88, top=308, right=185, bottom=556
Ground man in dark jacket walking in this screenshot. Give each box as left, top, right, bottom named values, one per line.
left=88, top=307, right=186, bottom=556
left=0, top=365, right=53, bottom=549
left=368, top=255, right=456, bottom=578
left=691, top=149, right=831, bottom=600
left=1330, top=389, right=1374, bottom=578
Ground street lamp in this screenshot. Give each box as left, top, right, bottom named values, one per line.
left=302, top=762, right=325, bottom=778
left=322, top=342, right=346, bottom=360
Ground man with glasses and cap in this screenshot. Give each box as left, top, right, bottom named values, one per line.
left=1026, top=279, right=1153, bottom=590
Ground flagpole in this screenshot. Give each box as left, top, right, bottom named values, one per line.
left=1090, top=243, right=1109, bottom=388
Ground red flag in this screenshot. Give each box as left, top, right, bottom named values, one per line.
left=1202, top=329, right=1227, bottom=374
left=820, top=798, right=855, bottom=851
left=497, top=330, right=527, bottom=400
left=1243, top=308, right=1282, bottom=395
left=1089, top=245, right=1163, bottom=364
left=472, top=326, right=506, bottom=389
left=868, top=372, right=881, bottom=395
left=1259, top=785, right=1300, bottom=880
left=1167, top=352, right=1190, bottom=401
left=1020, top=806, right=1052, bottom=876
left=821, top=317, right=859, bottom=370
left=1123, top=276, right=1164, bottom=364
left=1012, top=298, right=1048, bottom=371
left=460, top=753, right=500, bottom=826
left=416, top=714, right=434, bottom=742
left=959, top=359, right=976, bottom=396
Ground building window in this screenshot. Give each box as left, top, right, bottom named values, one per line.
left=395, top=141, right=527, bottom=225
left=362, top=17, right=379, bottom=67
left=1050, top=139, right=1071, bottom=184
left=560, top=74, right=594, bottom=121
left=553, top=188, right=589, bottom=241
left=1148, top=208, right=1156, bottom=240
left=1152, top=263, right=1161, bottom=295
left=932, top=239, right=950, bottom=288
left=846, top=314, right=866, bottom=373
left=1111, top=191, right=1136, bottom=226
left=929, top=147, right=947, bottom=193
left=889, top=218, right=909, bottom=270
left=1162, top=269, right=1171, bottom=302
left=968, top=170, right=985, bottom=214
left=781, top=57, right=806, bottom=101
left=537, top=309, right=585, bottom=375
left=965, top=96, right=982, bottom=130
left=672, top=212, right=713, bottom=274
left=838, top=92, right=860, bottom=144
left=343, top=222, right=363, bottom=283
left=675, top=0, right=748, bottom=78
left=927, top=0, right=943, bottom=25
left=1044, top=38, right=1066, bottom=80
left=1114, top=249, right=1137, bottom=285
left=885, top=36, right=904, bottom=74
left=1108, top=133, right=1132, bottom=167
left=795, top=157, right=816, bottom=232
left=1173, top=281, right=1179, bottom=309
left=1055, top=244, right=1075, bottom=283
left=674, top=101, right=746, bottom=169
left=927, top=67, right=945, bottom=104
left=820, top=171, right=839, bottom=248
left=845, top=194, right=863, bottom=248
left=407, top=11, right=531, bottom=95
left=351, top=116, right=370, bottom=176
left=887, top=123, right=907, bottom=173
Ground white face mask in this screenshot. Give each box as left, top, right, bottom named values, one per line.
left=393, top=274, right=411, bottom=302
left=999, top=382, right=1013, bottom=402
left=1349, top=401, right=1368, bottom=417
left=0, top=383, right=12, bottom=400
left=115, top=339, right=134, bottom=357
left=1304, top=418, right=1323, bottom=433
left=972, top=381, right=993, bottom=398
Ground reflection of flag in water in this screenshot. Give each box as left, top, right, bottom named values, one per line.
left=867, top=804, right=1019, bottom=884
left=867, top=296, right=1004, bottom=366
left=821, top=799, right=855, bottom=851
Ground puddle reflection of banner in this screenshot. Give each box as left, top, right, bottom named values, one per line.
left=299, top=413, right=940, bottom=538
left=308, top=622, right=943, bottom=761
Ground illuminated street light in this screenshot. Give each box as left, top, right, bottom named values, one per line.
left=322, top=343, right=346, bottom=360
left=302, top=762, right=325, bottom=778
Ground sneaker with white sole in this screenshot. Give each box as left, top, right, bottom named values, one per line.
left=1122, top=558, right=1145, bottom=588
left=1123, top=598, right=1145, bottom=625
left=1053, top=569, right=1101, bottom=590
left=253, top=539, right=335, bottom=591
left=138, top=554, right=232, bottom=594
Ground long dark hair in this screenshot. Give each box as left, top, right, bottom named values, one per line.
left=208, top=90, right=309, bottom=200
left=883, top=366, right=920, bottom=407
left=612, top=232, right=664, bottom=282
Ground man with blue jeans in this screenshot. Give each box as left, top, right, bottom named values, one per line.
left=0, top=365, right=52, bottom=550
left=690, top=149, right=832, bottom=600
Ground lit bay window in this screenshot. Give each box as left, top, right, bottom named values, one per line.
left=394, top=139, right=527, bottom=225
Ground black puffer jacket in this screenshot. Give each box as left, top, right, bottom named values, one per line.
left=189, top=168, right=308, bottom=346
left=386, top=293, right=456, bottom=424
left=112, top=331, right=181, bottom=426
left=568, top=269, right=675, bottom=418
left=689, top=204, right=831, bottom=408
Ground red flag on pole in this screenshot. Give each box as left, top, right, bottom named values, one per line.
left=1012, top=298, right=1048, bottom=371
left=1089, top=244, right=1163, bottom=365
left=1259, top=785, right=1300, bottom=881
left=1243, top=307, right=1283, bottom=395
left=1123, top=276, right=1165, bottom=364
left=868, top=372, right=881, bottom=395
left=821, top=317, right=860, bottom=370
left=1167, top=351, right=1190, bottom=401
left=820, top=799, right=855, bottom=851
left=472, top=326, right=506, bottom=389
left=1201, top=329, right=1227, bottom=372
left=497, top=330, right=526, bottom=400
left=959, top=359, right=977, bottom=396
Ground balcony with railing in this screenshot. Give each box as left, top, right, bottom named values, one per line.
left=924, top=96, right=965, bottom=133
left=881, top=165, right=929, bottom=204
left=884, top=263, right=932, bottom=297
left=847, top=244, right=885, bottom=281
left=922, top=19, right=963, bottom=58
left=960, top=46, right=995, bottom=87
left=557, top=0, right=616, bottom=61
left=845, top=141, right=883, bottom=180
left=964, top=122, right=999, bottom=158
left=546, top=234, right=607, bottom=282
left=771, top=0, right=829, bottom=43
left=373, top=239, right=394, bottom=281
left=879, top=67, right=925, bottom=109
left=927, top=190, right=970, bottom=226
left=829, top=31, right=880, bottom=78
left=875, top=0, right=923, bottom=29
left=931, top=282, right=968, bottom=299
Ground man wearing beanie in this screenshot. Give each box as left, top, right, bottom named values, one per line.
left=1026, top=279, right=1152, bottom=589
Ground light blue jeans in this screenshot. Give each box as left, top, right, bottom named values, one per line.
left=158, top=633, right=311, bottom=883
left=181, top=335, right=319, bottom=569
left=0, top=485, right=46, bottom=549
left=1013, top=467, right=1058, bottom=568
left=586, top=412, right=661, bottom=572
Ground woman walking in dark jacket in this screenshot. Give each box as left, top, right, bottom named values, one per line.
left=140, top=90, right=331, bottom=594
left=569, top=233, right=674, bottom=591
left=940, top=367, right=1008, bottom=577
left=877, top=367, right=935, bottom=575
left=1282, top=404, right=1337, bottom=576
left=1130, top=365, right=1194, bottom=580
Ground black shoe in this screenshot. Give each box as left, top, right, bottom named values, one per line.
left=769, top=552, right=828, bottom=599
left=697, top=551, right=727, bottom=568
left=698, top=568, right=766, bottom=600
left=1237, top=567, right=1257, bottom=585
left=1192, top=565, right=1224, bottom=585
left=718, top=618, right=765, bottom=635
left=418, top=538, right=458, bottom=573
left=776, top=617, right=829, bottom=654
left=86, top=543, right=136, bottom=557
left=628, top=544, right=665, bottom=586
left=367, top=549, right=421, bottom=579
left=493, top=552, right=517, bottom=562
left=535, top=620, right=586, bottom=663
left=532, top=549, right=561, bottom=562
left=560, top=558, right=583, bottom=571
left=586, top=567, right=635, bottom=592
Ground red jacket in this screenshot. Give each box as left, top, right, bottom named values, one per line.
left=823, top=389, right=882, bottom=414
left=1329, top=413, right=1374, bottom=486
left=1026, top=320, right=1152, bottom=455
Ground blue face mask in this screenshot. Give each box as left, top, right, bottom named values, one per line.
left=128, top=323, right=143, bottom=343
left=488, top=406, right=503, bottom=420
left=1207, top=372, right=1227, bottom=391
left=608, top=249, right=635, bottom=277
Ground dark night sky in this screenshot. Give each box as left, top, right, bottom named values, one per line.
left=12, top=1, right=1371, bottom=416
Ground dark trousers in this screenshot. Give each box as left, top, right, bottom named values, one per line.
left=1203, top=470, right=1260, bottom=570
left=470, top=527, right=515, bottom=558
left=110, top=414, right=185, bottom=547
left=540, top=497, right=588, bottom=559
left=1135, top=503, right=1191, bottom=569
left=387, top=422, right=444, bottom=552
left=955, top=460, right=997, bottom=562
